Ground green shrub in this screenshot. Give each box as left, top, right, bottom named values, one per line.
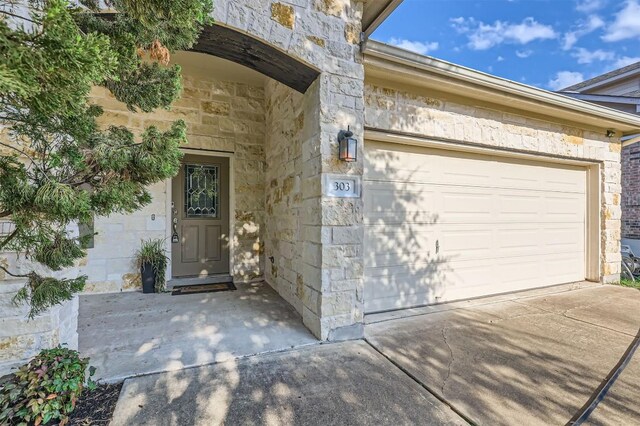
left=0, top=347, right=96, bottom=425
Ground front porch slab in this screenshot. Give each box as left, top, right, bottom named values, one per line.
left=79, top=282, right=317, bottom=382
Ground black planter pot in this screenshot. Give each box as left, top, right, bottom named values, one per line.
left=141, top=262, right=156, bottom=294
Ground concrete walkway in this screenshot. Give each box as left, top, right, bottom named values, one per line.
left=366, top=284, right=640, bottom=425
left=108, top=284, right=639, bottom=425
left=79, top=282, right=317, bottom=382
left=111, top=341, right=465, bottom=425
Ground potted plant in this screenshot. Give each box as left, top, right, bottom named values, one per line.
left=135, top=238, right=168, bottom=293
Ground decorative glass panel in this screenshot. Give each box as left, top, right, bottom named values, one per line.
left=184, top=164, right=219, bottom=218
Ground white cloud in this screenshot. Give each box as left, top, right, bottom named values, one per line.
left=614, top=56, right=640, bottom=68
left=562, top=33, right=579, bottom=51
left=451, top=17, right=557, bottom=50
left=548, top=71, right=585, bottom=90
left=388, top=38, right=439, bottom=55
left=572, top=47, right=615, bottom=63
left=561, top=15, right=604, bottom=50
left=497, top=56, right=505, bottom=62
left=516, top=49, right=533, bottom=58
left=576, top=0, right=606, bottom=13
left=603, top=0, right=640, bottom=42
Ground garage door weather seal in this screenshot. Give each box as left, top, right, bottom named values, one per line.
left=567, top=326, right=640, bottom=425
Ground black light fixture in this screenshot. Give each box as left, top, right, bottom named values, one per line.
left=606, top=129, right=616, bottom=138
left=338, top=126, right=357, bottom=162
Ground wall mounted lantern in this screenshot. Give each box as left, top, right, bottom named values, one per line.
left=338, top=127, right=357, bottom=162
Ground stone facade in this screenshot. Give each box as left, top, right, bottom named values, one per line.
left=81, top=70, right=266, bottom=292
left=622, top=144, right=640, bottom=239
left=364, top=81, right=622, bottom=282
left=211, top=0, right=366, bottom=339
left=264, top=81, right=306, bottom=313
left=0, top=280, right=78, bottom=375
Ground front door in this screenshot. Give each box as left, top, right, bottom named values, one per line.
left=171, top=154, right=230, bottom=278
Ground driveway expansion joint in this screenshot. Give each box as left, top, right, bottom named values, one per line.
left=363, top=337, right=475, bottom=425
left=511, top=299, right=638, bottom=338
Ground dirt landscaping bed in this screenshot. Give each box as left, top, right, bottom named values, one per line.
left=68, top=382, right=122, bottom=425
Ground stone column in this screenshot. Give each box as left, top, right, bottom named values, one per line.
left=301, top=69, right=365, bottom=340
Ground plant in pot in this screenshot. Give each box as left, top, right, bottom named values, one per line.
left=135, top=238, right=169, bottom=293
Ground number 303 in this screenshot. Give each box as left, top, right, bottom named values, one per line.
left=334, top=181, right=351, bottom=191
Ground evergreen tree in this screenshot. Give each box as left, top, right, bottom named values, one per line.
left=0, top=0, right=212, bottom=317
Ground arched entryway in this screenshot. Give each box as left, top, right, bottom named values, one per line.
left=192, top=24, right=320, bottom=94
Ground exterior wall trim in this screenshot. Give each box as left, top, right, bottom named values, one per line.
left=363, top=41, right=640, bottom=135
left=558, top=93, right=640, bottom=106
left=365, top=128, right=602, bottom=282
left=362, top=0, right=403, bottom=38
left=565, top=68, right=640, bottom=93
left=623, top=135, right=640, bottom=147
left=164, top=148, right=236, bottom=281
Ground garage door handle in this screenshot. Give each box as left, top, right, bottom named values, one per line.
left=436, top=240, right=440, bottom=254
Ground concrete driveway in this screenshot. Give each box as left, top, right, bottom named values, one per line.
left=111, top=341, right=465, bottom=425
left=366, top=284, right=640, bottom=425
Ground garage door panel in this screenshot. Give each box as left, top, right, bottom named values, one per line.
left=366, top=231, right=436, bottom=268
left=498, top=193, right=542, bottom=215
left=365, top=157, right=436, bottom=184
left=364, top=183, right=437, bottom=224
left=437, top=228, right=492, bottom=253
left=546, top=194, right=586, bottom=216
left=366, top=248, right=435, bottom=270
left=542, top=226, right=584, bottom=248
left=440, top=191, right=494, bottom=220
left=366, top=257, right=447, bottom=278
left=542, top=253, right=584, bottom=281
left=365, top=274, right=445, bottom=311
left=364, top=141, right=587, bottom=314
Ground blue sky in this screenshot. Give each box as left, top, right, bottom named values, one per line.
left=372, top=0, right=640, bottom=90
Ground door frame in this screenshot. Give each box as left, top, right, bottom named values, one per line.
left=364, top=129, right=602, bottom=285
left=165, top=148, right=235, bottom=281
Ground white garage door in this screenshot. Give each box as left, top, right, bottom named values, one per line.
left=364, top=141, right=587, bottom=313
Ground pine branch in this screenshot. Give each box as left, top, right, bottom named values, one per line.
left=0, top=263, right=29, bottom=279
left=0, top=141, right=51, bottom=181
left=0, top=228, right=18, bottom=250
left=0, top=10, right=39, bottom=24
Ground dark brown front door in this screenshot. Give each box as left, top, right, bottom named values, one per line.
left=171, top=154, right=230, bottom=277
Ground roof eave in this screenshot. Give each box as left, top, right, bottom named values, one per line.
left=362, top=0, right=403, bottom=39
left=363, top=41, right=640, bottom=136
left=562, top=66, right=640, bottom=92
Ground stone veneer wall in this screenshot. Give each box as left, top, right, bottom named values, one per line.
left=212, top=0, right=366, bottom=339
left=264, top=80, right=306, bottom=313
left=622, top=144, right=640, bottom=239
left=364, top=81, right=622, bottom=282
left=0, top=280, right=78, bottom=375
left=81, top=71, right=266, bottom=292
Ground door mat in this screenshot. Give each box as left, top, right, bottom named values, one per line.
left=171, top=282, right=236, bottom=296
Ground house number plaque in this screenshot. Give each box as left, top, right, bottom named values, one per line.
left=324, top=174, right=361, bottom=198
